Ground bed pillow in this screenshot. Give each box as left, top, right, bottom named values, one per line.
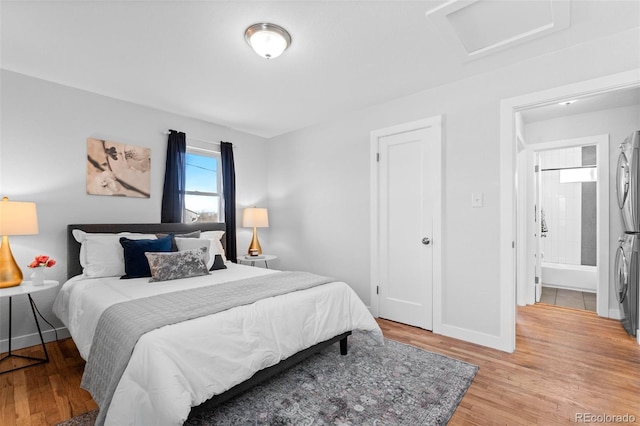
left=174, top=237, right=227, bottom=271
left=71, top=230, right=158, bottom=277
left=174, top=237, right=212, bottom=268
left=200, top=230, right=226, bottom=262
left=155, top=230, right=201, bottom=239
left=120, top=235, right=173, bottom=279
left=145, top=247, right=210, bottom=282
left=156, top=230, right=201, bottom=251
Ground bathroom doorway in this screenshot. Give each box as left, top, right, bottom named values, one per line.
left=535, top=144, right=598, bottom=311
left=523, top=135, right=609, bottom=315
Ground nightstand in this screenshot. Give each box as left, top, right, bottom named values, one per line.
left=238, top=254, right=278, bottom=269
left=0, top=280, right=59, bottom=374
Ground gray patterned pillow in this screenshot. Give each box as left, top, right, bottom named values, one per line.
left=145, top=247, right=210, bottom=282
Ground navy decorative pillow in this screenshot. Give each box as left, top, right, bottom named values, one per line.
left=145, top=247, right=210, bottom=282
left=120, top=235, right=173, bottom=279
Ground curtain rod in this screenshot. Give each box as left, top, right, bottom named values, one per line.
left=162, top=130, right=222, bottom=147
left=541, top=165, right=596, bottom=172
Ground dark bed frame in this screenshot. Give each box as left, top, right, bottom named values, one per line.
left=66, top=223, right=351, bottom=419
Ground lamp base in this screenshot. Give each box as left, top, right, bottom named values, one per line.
left=248, top=227, right=263, bottom=255
left=0, top=236, right=23, bottom=288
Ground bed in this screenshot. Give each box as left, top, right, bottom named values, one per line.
left=53, top=223, right=382, bottom=426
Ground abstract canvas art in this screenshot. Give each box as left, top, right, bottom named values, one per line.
left=86, top=138, right=151, bottom=198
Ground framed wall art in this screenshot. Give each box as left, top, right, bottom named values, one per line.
left=86, top=138, right=151, bottom=198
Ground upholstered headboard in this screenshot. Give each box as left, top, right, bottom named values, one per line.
left=67, top=223, right=227, bottom=279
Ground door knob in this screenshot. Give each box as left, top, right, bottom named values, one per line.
left=422, top=237, right=431, bottom=245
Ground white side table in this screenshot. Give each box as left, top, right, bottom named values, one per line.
left=238, top=254, right=278, bottom=269
left=0, top=280, right=59, bottom=374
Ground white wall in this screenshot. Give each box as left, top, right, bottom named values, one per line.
left=525, top=104, right=640, bottom=313
left=0, top=70, right=269, bottom=351
left=539, top=147, right=584, bottom=265
left=267, top=28, right=639, bottom=347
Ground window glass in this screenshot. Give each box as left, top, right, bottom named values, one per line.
left=559, top=167, right=597, bottom=183
left=184, top=151, right=222, bottom=223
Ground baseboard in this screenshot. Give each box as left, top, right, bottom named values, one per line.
left=542, top=283, right=596, bottom=293
left=439, top=323, right=512, bottom=352
left=0, top=327, right=70, bottom=353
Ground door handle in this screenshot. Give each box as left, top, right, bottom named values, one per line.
left=422, top=237, right=431, bottom=245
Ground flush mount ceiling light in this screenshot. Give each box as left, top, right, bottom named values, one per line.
left=558, top=100, right=578, bottom=106
left=245, top=23, right=291, bottom=59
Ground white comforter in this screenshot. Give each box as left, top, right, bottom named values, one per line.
left=53, top=263, right=382, bottom=426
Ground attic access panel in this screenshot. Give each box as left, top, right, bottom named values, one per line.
left=426, top=0, right=570, bottom=60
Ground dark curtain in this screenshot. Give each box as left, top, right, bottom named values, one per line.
left=221, top=141, right=237, bottom=263
left=160, top=130, right=186, bottom=223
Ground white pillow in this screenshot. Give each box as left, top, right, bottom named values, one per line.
left=200, top=231, right=226, bottom=262
left=175, top=237, right=215, bottom=270
left=72, top=230, right=157, bottom=278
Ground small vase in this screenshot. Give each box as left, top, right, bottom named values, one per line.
left=30, top=267, right=45, bottom=286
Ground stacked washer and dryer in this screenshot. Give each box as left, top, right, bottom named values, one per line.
left=615, top=130, right=640, bottom=337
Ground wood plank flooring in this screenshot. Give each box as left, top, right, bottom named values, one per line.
left=380, top=305, right=640, bottom=425
left=1, top=304, right=639, bottom=425
left=0, top=338, right=97, bottom=425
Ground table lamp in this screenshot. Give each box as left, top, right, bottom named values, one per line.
left=242, top=207, right=269, bottom=255
left=0, top=197, right=39, bottom=288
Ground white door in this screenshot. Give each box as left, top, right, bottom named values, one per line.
left=377, top=127, right=436, bottom=330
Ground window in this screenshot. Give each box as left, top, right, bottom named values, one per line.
left=559, top=166, right=597, bottom=183
left=184, top=148, right=222, bottom=223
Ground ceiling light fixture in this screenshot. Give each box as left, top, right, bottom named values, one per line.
left=245, top=23, right=291, bottom=59
left=558, top=100, right=577, bottom=106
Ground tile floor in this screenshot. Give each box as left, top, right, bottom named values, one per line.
left=539, top=287, right=597, bottom=312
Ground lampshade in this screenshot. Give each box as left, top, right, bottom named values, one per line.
left=242, top=207, right=269, bottom=228
left=245, top=23, right=291, bottom=59
left=0, top=197, right=39, bottom=235
left=0, top=197, right=39, bottom=288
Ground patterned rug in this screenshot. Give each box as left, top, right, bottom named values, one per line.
left=58, top=332, right=478, bottom=425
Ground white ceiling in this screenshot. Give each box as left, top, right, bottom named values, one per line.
left=1, top=1, right=639, bottom=138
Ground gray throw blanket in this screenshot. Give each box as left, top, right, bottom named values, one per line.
left=81, top=271, right=334, bottom=426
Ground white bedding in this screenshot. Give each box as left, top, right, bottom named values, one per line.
left=53, top=263, right=382, bottom=426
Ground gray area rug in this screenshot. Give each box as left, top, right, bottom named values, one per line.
left=58, top=332, right=478, bottom=425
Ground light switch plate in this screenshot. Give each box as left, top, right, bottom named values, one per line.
left=472, top=193, right=483, bottom=208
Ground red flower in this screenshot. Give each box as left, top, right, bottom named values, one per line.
left=28, top=255, right=56, bottom=268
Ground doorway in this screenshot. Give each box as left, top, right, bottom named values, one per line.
left=499, top=69, right=640, bottom=352
left=370, top=116, right=443, bottom=331
left=525, top=137, right=609, bottom=314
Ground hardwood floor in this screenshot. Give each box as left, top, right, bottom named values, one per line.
left=381, top=305, right=640, bottom=425
left=1, top=304, right=639, bottom=425
left=0, top=338, right=97, bottom=426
